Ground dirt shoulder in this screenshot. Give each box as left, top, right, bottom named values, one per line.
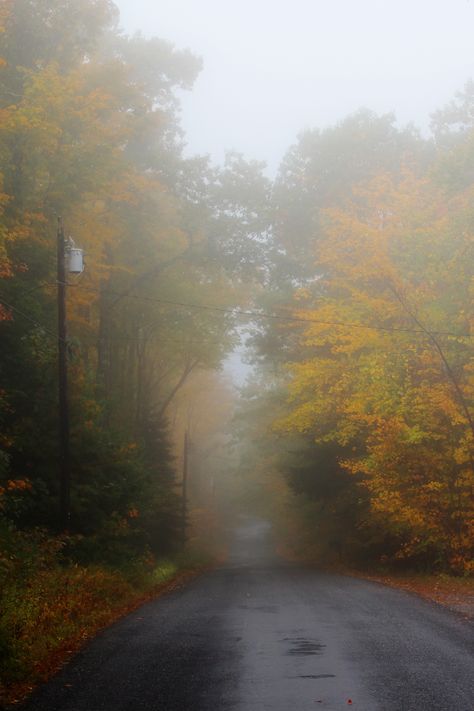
left=277, top=543, right=474, bottom=620
left=353, top=571, right=474, bottom=620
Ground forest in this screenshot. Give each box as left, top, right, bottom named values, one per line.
left=0, top=0, right=473, bottom=701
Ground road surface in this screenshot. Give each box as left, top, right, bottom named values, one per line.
left=22, top=518, right=474, bottom=710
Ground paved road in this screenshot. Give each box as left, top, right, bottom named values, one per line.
left=22, top=519, right=474, bottom=711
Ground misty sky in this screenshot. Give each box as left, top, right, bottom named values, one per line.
left=113, top=0, right=474, bottom=384
left=115, top=0, right=474, bottom=173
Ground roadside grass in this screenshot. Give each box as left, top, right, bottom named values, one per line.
left=0, top=554, right=207, bottom=707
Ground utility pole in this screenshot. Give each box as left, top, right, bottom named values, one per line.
left=181, top=429, right=189, bottom=543
left=57, top=217, right=71, bottom=528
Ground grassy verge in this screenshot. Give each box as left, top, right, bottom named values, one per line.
left=0, top=552, right=208, bottom=708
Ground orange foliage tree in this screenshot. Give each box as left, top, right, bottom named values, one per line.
left=277, top=169, right=474, bottom=571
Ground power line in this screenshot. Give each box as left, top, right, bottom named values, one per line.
left=9, top=281, right=52, bottom=300
left=80, top=332, right=234, bottom=348
left=0, top=296, right=67, bottom=344
left=0, top=294, right=235, bottom=350
left=62, top=282, right=473, bottom=340
left=3, top=283, right=472, bottom=345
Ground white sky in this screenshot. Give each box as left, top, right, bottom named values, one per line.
left=114, top=0, right=474, bottom=172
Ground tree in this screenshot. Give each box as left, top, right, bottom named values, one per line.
left=275, top=169, right=474, bottom=571
left=0, top=0, right=271, bottom=553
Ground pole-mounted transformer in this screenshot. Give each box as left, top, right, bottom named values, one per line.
left=65, top=238, right=84, bottom=274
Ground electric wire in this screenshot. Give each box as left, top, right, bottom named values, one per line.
left=61, top=281, right=473, bottom=340
left=0, top=293, right=233, bottom=350
left=2, top=281, right=473, bottom=347
left=0, top=296, right=68, bottom=344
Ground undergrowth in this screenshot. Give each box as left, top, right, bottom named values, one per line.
left=0, top=521, right=208, bottom=707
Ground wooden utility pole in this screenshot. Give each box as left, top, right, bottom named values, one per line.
left=57, top=218, right=71, bottom=527
left=181, top=429, right=189, bottom=543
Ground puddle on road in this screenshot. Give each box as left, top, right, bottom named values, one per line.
left=283, top=637, right=327, bottom=656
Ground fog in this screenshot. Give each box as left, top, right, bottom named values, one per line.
left=1, top=6, right=474, bottom=686
left=112, top=0, right=474, bottom=384
left=115, top=0, right=474, bottom=171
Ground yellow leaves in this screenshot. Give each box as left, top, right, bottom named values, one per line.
left=454, top=439, right=474, bottom=466
left=275, top=164, right=474, bottom=570
left=422, top=481, right=445, bottom=493
left=293, top=287, right=312, bottom=302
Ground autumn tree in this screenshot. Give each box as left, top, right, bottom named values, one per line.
left=0, top=0, right=270, bottom=555
left=275, top=170, right=474, bottom=571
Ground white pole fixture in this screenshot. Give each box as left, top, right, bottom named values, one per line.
left=65, top=237, right=84, bottom=274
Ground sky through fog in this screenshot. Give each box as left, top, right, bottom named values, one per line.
left=114, top=0, right=474, bottom=172
left=113, top=0, right=474, bottom=384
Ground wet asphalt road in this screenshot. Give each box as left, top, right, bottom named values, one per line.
left=22, top=519, right=474, bottom=711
